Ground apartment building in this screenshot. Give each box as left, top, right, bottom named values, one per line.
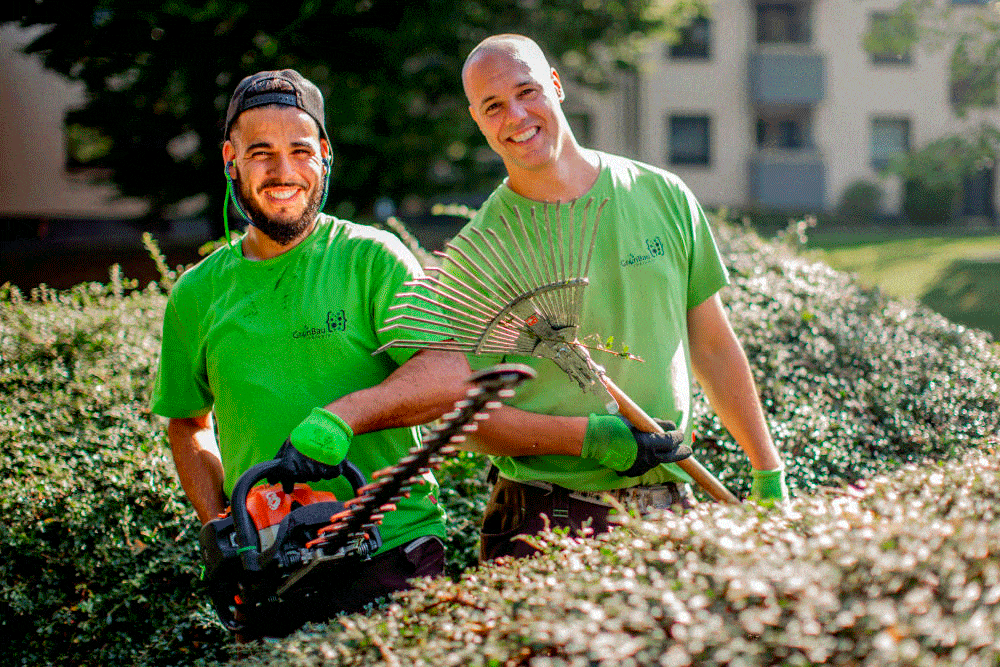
left=571, top=0, right=1000, bottom=220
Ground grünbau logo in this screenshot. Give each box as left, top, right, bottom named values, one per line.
left=620, top=236, right=665, bottom=267
left=646, top=236, right=664, bottom=257
left=293, top=309, right=347, bottom=340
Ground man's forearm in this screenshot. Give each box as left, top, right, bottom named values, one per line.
left=323, top=349, right=472, bottom=435
left=167, top=415, right=227, bottom=524
left=463, top=405, right=587, bottom=458
left=688, top=295, right=782, bottom=471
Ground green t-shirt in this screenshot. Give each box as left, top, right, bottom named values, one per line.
left=151, top=215, right=446, bottom=552
left=455, top=152, right=729, bottom=491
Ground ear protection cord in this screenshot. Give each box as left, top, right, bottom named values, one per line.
left=222, top=157, right=332, bottom=259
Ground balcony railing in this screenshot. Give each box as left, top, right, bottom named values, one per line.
left=749, top=148, right=826, bottom=211
left=749, top=48, right=825, bottom=105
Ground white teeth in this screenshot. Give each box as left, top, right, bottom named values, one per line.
left=511, top=127, right=538, bottom=143
left=269, top=189, right=298, bottom=200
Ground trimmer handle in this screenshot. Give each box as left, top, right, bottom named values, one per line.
left=231, top=458, right=368, bottom=571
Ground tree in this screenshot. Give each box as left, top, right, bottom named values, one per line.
left=863, top=0, right=1000, bottom=222
left=3, top=0, right=706, bottom=235
left=863, top=0, right=1000, bottom=117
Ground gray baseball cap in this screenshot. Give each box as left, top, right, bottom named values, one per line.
left=224, top=69, right=329, bottom=143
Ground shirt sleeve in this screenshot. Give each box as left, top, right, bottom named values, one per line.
left=369, top=232, right=453, bottom=367
left=682, top=182, right=730, bottom=309
left=149, top=286, right=214, bottom=419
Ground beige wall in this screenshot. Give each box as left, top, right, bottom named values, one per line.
left=638, top=4, right=756, bottom=208
left=0, top=24, right=146, bottom=218
left=813, top=0, right=997, bottom=213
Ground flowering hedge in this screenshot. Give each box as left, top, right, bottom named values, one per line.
left=1, top=220, right=997, bottom=666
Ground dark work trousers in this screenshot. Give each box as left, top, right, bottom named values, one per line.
left=236, top=535, right=444, bottom=641
left=479, top=474, right=690, bottom=562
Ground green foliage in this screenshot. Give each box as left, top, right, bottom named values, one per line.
left=3, top=0, right=706, bottom=230
left=863, top=0, right=1000, bottom=115
left=229, top=449, right=1000, bottom=666
left=0, top=277, right=236, bottom=666
left=3, top=218, right=999, bottom=665
left=863, top=2, right=920, bottom=63
left=835, top=180, right=884, bottom=225
left=951, top=33, right=1000, bottom=115
left=887, top=128, right=1000, bottom=224
left=435, top=451, right=492, bottom=577
left=892, top=129, right=998, bottom=190
left=705, top=222, right=998, bottom=499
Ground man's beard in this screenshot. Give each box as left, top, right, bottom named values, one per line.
left=236, top=177, right=323, bottom=246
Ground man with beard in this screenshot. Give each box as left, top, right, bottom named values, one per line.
left=150, top=70, right=469, bottom=636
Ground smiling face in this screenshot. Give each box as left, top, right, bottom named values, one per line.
left=463, top=39, right=571, bottom=178
left=223, top=105, right=329, bottom=247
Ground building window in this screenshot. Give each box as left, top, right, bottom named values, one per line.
left=871, top=117, right=910, bottom=170
left=756, top=2, right=811, bottom=44
left=566, top=111, right=593, bottom=146
left=756, top=109, right=813, bottom=150
left=668, top=115, right=711, bottom=166
left=868, top=12, right=914, bottom=65
left=669, top=16, right=711, bottom=60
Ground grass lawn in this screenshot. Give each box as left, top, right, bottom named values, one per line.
left=802, top=224, right=1000, bottom=338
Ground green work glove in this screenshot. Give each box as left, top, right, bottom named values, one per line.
left=581, top=413, right=692, bottom=478
left=288, top=407, right=353, bottom=465
left=749, top=467, right=789, bottom=505
left=268, top=408, right=353, bottom=489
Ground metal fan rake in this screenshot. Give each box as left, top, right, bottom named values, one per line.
left=377, top=199, right=738, bottom=504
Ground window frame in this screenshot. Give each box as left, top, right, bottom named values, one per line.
left=667, top=114, right=712, bottom=167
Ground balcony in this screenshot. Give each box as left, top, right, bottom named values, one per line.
left=749, top=48, right=825, bottom=105
left=749, top=149, right=826, bottom=211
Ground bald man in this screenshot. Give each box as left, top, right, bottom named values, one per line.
left=450, top=35, right=788, bottom=561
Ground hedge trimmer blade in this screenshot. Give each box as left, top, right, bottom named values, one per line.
left=277, top=363, right=535, bottom=594
left=376, top=198, right=609, bottom=393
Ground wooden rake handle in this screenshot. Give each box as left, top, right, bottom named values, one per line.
left=600, top=375, right=740, bottom=505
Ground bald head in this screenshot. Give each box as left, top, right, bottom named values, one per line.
left=462, top=34, right=553, bottom=103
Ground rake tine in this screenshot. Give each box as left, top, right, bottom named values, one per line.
left=464, top=227, right=532, bottom=302
left=440, top=238, right=522, bottom=308
left=563, top=201, right=575, bottom=321
left=534, top=206, right=557, bottom=291
left=480, top=227, right=548, bottom=310
left=374, top=337, right=468, bottom=354
left=382, top=313, right=491, bottom=340
left=574, top=198, right=592, bottom=281
left=427, top=260, right=518, bottom=318
left=501, top=210, right=563, bottom=320
left=497, top=213, right=543, bottom=295
left=511, top=207, right=556, bottom=315
left=384, top=302, right=491, bottom=331
left=583, top=198, right=608, bottom=278
left=568, top=198, right=590, bottom=322
left=387, top=298, right=496, bottom=332
left=553, top=203, right=570, bottom=319
left=416, top=274, right=504, bottom=321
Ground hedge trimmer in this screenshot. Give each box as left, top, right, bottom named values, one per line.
left=376, top=198, right=738, bottom=504
left=199, top=363, right=536, bottom=636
